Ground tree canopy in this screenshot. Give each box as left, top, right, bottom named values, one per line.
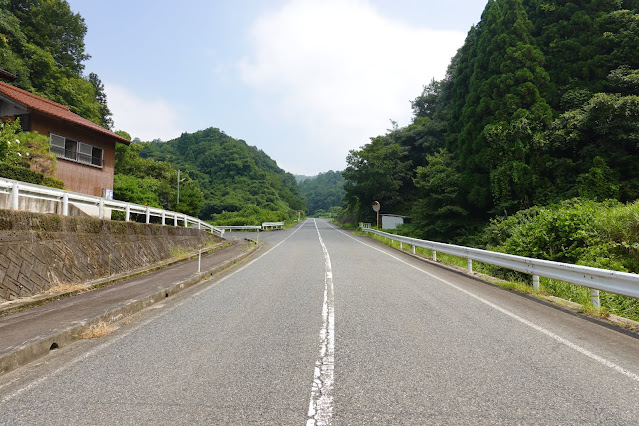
left=343, top=0, right=639, bottom=243
left=298, top=171, right=345, bottom=216
left=0, top=0, right=112, bottom=128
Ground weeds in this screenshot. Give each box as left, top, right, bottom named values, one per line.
left=46, top=283, right=88, bottom=294
left=81, top=322, right=114, bottom=339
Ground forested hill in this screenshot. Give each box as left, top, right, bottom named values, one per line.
left=343, top=0, right=639, bottom=242
left=298, top=171, right=345, bottom=216
left=140, top=128, right=305, bottom=220
left=0, top=0, right=112, bottom=128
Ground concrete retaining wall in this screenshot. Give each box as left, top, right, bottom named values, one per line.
left=0, top=210, right=220, bottom=301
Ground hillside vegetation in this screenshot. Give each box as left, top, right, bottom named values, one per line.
left=343, top=0, right=639, bottom=245
left=0, top=0, right=112, bottom=128
left=140, top=128, right=305, bottom=224
left=298, top=170, right=345, bottom=216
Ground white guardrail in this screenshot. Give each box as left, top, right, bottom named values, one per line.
left=215, top=225, right=262, bottom=231
left=0, top=177, right=225, bottom=237
left=215, top=222, right=285, bottom=231
left=361, top=227, right=639, bottom=310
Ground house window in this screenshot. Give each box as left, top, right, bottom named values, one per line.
left=49, top=134, right=103, bottom=168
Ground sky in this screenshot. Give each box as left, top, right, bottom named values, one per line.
left=66, top=0, right=488, bottom=176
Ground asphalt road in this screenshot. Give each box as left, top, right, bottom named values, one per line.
left=1, top=219, right=639, bottom=424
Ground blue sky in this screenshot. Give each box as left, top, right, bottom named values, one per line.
left=66, top=0, right=488, bottom=175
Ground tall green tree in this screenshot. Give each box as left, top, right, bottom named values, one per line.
left=412, top=149, right=468, bottom=241
left=343, top=136, right=412, bottom=222
left=453, top=0, right=552, bottom=214
left=0, top=0, right=112, bottom=127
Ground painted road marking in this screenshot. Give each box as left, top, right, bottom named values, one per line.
left=307, top=219, right=335, bottom=426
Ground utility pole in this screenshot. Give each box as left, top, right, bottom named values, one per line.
left=177, top=169, right=181, bottom=205
left=177, top=170, right=186, bottom=205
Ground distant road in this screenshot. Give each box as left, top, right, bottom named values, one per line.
left=2, top=219, right=639, bottom=424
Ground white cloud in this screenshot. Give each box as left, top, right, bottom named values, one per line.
left=238, top=0, right=466, bottom=173
left=105, top=84, right=184, bottom=142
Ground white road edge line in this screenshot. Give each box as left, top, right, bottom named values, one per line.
left=324, top=220, right=639, bottom=384
left=307, top=219, right=335, bottom=426
left=1, top=221, right=308, bottom=403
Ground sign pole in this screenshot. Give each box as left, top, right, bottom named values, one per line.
left=372, top=201, right=381, bottom=230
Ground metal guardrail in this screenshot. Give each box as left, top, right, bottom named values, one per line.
left=215, top=225, right=262, bottom=231
left=362, top=227, right=639, bottom=309
left=0, top=177, right=224, bottom=237
left=262, top=222, right=284, bottom=230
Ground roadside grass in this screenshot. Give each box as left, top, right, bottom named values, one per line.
left=46, top=283, right=88, bottom=294
left=363, top=232, right=639, bottom=323
left=170, top=239, right=227, bottom=259
left=80, top=322, right=115, bottom=339
left=169, top=247, right=195, bottom=259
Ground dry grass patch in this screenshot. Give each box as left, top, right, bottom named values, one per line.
left=46, top=283, right=89, bottom=294
left=81, top=322, right=115, bottom=339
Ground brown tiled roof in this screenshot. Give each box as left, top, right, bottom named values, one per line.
left=0, top=80, right=130, bottom=144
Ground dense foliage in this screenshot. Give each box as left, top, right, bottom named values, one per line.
left=484, top=199, right=639, bottom=272
left=0, top=118, right=62, bottom=188
left=298, top=170, right=345, bottom=216
left=485, top=198, right=639, bottom=320
left=0, top=0, right=112, bottom=127
left=343, top=0, right=639, bottom=244
left=114, top=138, right=203, bottom=218
left=140, top=128, right=305, bottom=223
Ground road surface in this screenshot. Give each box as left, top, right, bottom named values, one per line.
left=1, top=219, right=639, bottom=424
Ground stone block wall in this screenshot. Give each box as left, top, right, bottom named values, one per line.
left=0, top=210, right=221, bottom=301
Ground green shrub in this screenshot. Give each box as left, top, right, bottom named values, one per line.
left=0, top=162, right=64, bottom=189
left=212, top=205, right=297, bottom=226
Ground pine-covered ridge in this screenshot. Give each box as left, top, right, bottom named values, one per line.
left=343, top=0, right=639, bottom=243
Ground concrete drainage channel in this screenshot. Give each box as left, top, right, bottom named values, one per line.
left=0, top=240, right=261, bottom=376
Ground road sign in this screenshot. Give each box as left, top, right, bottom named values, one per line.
left=372, top=201, right=380, bottom=229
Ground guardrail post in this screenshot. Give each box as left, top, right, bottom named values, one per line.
left=590, top=289, right=601, bottom=310
left=11, top=182, right=19, bottom=210
left=433, top=250, right=437, bottom=261
left=145, top=206, right=150, bottom=224
left=125, top=204, right=130, bottom=222
left=174, top=214, right=178, bottom=227
left=161, top=211, right=166, bottom=225
left=400, top=241, right=403, bottom=250
left=184, top=214, right=188, bottom=228
left=62, top=192, right=69, bottom=216
left=532, top=275, right=540, bottom=292
left=98, top=198, right=104, bottom=219
left=467, top=258, right=473, bottom=273
left=412, top=245, right=415, bottom=255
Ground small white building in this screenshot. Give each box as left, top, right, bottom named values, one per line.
left=381, top=214, right=410, bottom=230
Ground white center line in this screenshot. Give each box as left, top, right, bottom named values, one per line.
left=307, top=219, right=335, bottom=425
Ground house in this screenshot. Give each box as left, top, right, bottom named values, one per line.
left=381, top=214, right=410, bottom=230
left=0, top=80, right=130, bottom=197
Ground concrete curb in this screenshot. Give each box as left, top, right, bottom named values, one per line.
left=0, top=240, right=260, bottom=376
